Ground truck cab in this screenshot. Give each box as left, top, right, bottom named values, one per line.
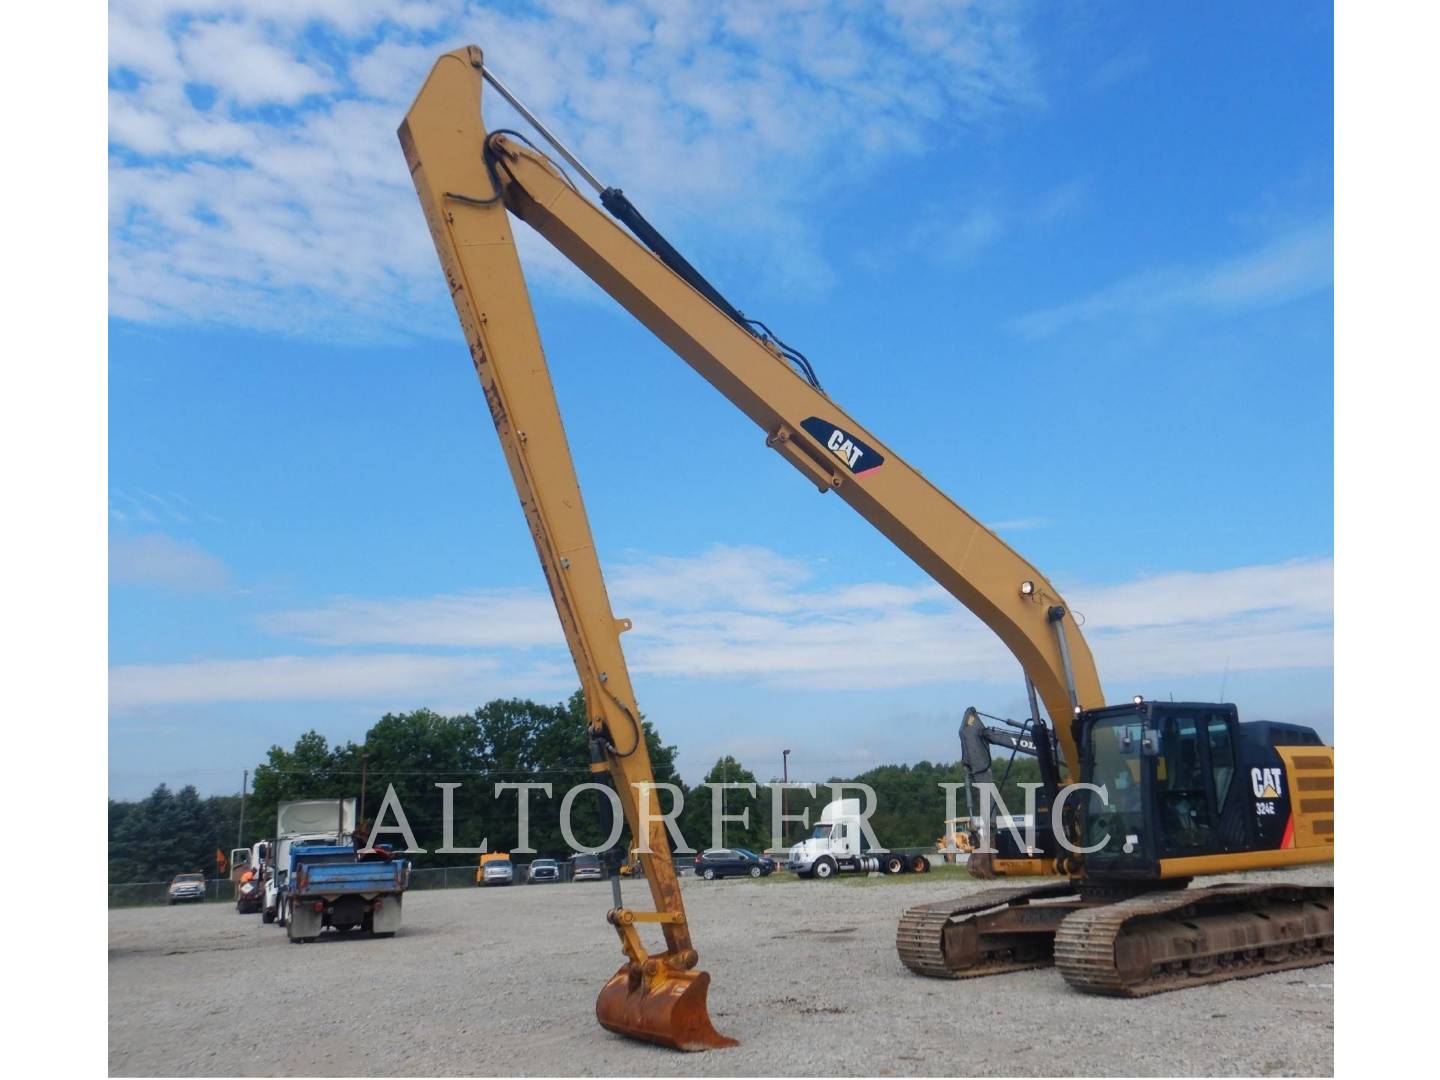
left=1074, top=700, right=1332, bottom=881
left=786, top=799, right=929, bottom=879
left=263, top=799, right=358, bottom=926
left=266, top=832, right=351, bottom=925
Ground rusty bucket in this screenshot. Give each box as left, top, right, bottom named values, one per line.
left=595, top=963, right=738, bottom=1052
left=966, top=851, right=997, bottom=879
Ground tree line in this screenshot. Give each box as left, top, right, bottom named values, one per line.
left=108, top=690, right=1046, bottom=882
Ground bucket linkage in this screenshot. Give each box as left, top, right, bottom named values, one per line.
left=595, top=903, right=736, bottom=1052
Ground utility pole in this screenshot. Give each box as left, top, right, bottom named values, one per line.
left=237, top=768, right=248, bottom=849
left=359, top=750, right=368, bottom=837
left=781, top=749, right=791, bottom=847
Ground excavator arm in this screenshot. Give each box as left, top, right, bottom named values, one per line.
left=399, top=46, right=1107, bottom=1051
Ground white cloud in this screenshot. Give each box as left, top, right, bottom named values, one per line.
left=257, top=589, right=564, bottom=648
left=106, top=650, right=573, bottom=711
left=111, top=544, right=1333, bottom=708
left=110, top=532, right=228, bottom=590
left=877, top=177, right=1088, bottom=273
left=177, top=19, right=335, bottom=106
left=109, top=1, right=1040, bottom=340
left=604, top=547, right=1333, bottom=690
left=989, top=516, right=1051, bottom=532
left=1011, top=222, right=1334, bottom=339
left=1071, top=560, right=1333, bottom=631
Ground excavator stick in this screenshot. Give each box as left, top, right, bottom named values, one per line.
left=399, top=47, right=733, bottom=1051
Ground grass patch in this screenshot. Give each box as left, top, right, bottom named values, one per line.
left=701, top=861, right=972, bottom=887
left=839, top=862, right=972, bottom=887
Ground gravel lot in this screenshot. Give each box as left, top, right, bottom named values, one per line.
left=110, top=866, right=1332, bottom=1076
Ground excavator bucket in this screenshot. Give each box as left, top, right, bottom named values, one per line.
left=966, top=851, right=998, bottom=879
left=595, top=964, right=738, bottom=1051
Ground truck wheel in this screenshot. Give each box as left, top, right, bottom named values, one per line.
left=911, top=855, right=931, bottom=873
left=884, top=855, right=905, bottom=875
left=813, top=857, right=837, bottom=880
left=262, top=906, right=275, bottom=924
left=702, top=867, right=716, bottom=881
left=749, top=865, right=762, bottom=878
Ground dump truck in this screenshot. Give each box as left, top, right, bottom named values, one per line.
left=282, top=843, right=409, bottom=944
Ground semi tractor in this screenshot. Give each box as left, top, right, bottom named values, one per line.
left=786, top=799, right=932, bottom=879
left=263, top=798, right=357, bottom=926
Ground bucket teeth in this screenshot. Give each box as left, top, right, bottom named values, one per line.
left=596, top=965, right=737, bottom=1052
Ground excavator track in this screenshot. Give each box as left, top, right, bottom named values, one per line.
left=897, top=882, right=1082, bottom=979
left=1054, top=882, right=1334, bottom=997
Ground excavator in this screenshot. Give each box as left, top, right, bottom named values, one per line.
left=398, top=47, right=1334, bottom=1051
left=947, top=705, right=1067, bottom=880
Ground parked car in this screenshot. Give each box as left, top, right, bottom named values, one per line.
left=694, top=848, right=776, bottom=880
left=527, top=858, right=561, bottom=883
left=479, top=858, right=514, bottom=886
left=570, top=853, right=602, bottom=881
left=167, top=872, right=206, bottom=904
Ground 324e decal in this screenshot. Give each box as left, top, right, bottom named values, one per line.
left=1251, top=766, right=1283, bottom=816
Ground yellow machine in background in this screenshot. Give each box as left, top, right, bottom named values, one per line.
left=399, top=46, right=1332, bottom=1052
left=474, top=850, right=511, bottom=885
left=936, top=819, right=976, bottom=863
left=616, top=842, right=643, bottom=878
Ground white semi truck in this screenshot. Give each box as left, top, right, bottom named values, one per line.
left=785, top=799, right=931, bottom=879
left=262, top=798, right=357, bottom=926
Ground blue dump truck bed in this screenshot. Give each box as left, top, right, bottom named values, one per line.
left=284, top=844, right=409, bottom=943
left=294, top=852, right=408, bottom=895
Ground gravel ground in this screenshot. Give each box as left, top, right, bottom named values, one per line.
left=109, top=866, right=1332, bottom=1076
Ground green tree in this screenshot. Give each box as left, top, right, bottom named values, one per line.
left=109, top=783, right=231, bottom=882
left=677, top=756, right=768, bottom=854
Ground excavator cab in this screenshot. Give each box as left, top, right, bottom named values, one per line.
left=1076, top=700, right=1329, bottom=881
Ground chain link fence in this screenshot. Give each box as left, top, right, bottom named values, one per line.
left=108, top=877, right=238, bottom=907
left=108, top=860, right=623, bottom=907
left=109, top=848, right=947, bottom=906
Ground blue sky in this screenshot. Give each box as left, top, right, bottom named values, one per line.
left=108, top=1, right=1333, bottom=798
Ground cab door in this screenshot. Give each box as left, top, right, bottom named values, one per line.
left=1153, top=707, right=1241, bottom=858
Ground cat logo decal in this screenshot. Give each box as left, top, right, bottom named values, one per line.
left=801, top=417, right=884, bottom=477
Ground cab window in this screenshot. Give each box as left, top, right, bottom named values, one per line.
left=1082, top=719, right=1147, bottom=852
left=1157, top=713, right=1212, bottom=851
left=1206, top=714, right=1236, bottom=810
